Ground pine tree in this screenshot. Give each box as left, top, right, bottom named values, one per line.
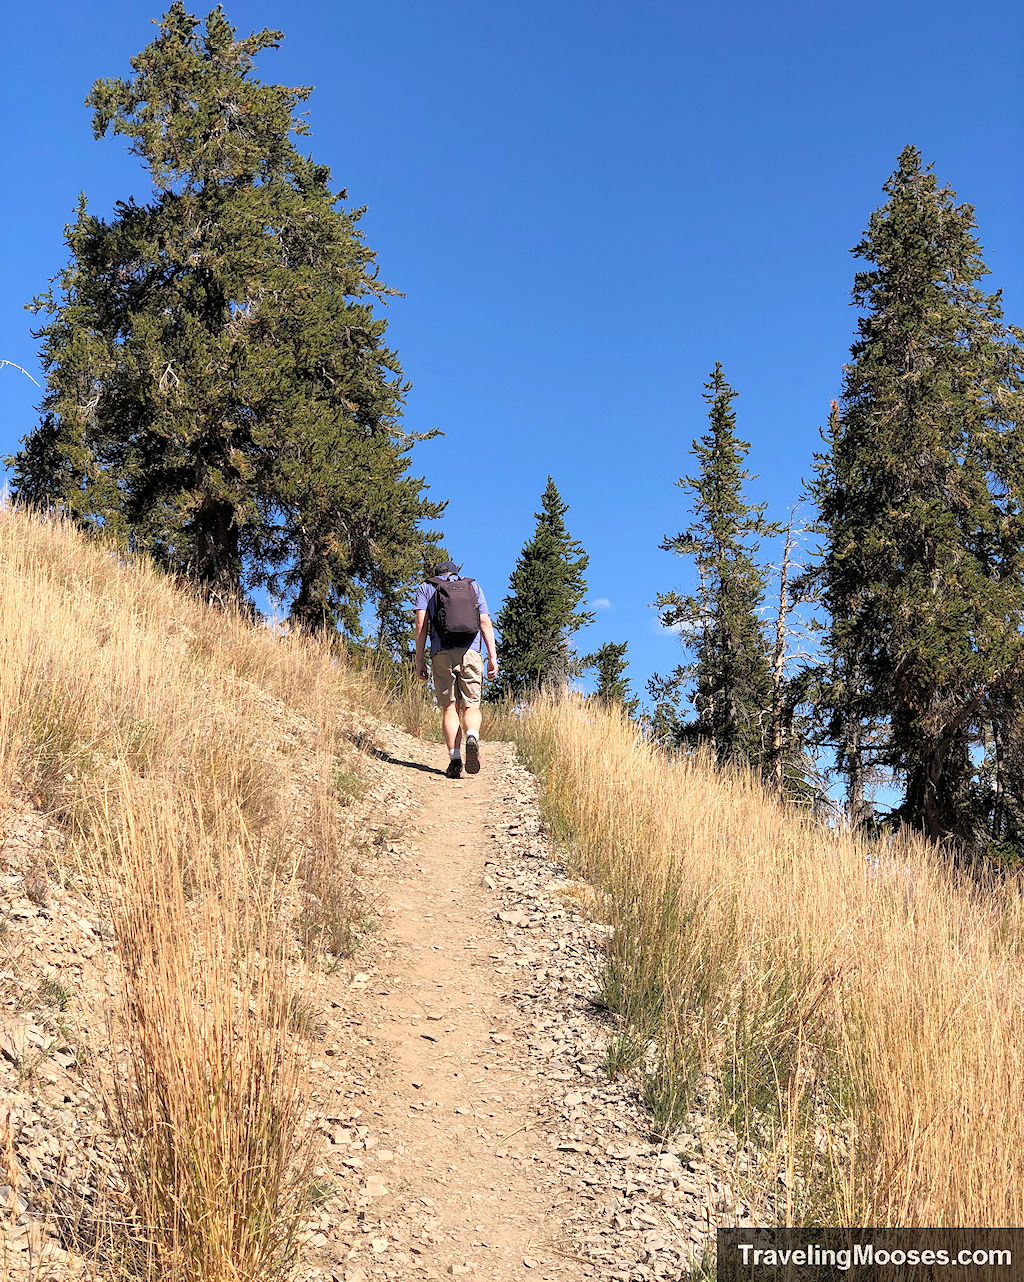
left=651, top=364, right=775, bottom=768
left=810, top=146, right=1024, bottom=843
left=11, top=195, right=121, bottom=526
left=11, top=4, right=441, bottom=625
left=802, top=403, right=876, bottom=826
left=582, top=641, right=639, bottom=717
left=488, top=478, right=593, bottom=701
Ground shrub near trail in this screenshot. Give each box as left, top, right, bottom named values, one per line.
left=514, top=695, right=1024, bottom=1226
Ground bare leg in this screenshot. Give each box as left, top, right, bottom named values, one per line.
left=462, top=705, right=482, bottom=739
left=442, top=702, right=462, bottom=751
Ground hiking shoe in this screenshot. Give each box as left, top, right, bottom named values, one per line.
left=446, top=757, right=463, bottom=779
left=465, top=736, right=481, bottom=775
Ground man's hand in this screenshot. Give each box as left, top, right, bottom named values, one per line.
left=487, top=654, right=499, bottom=680
left=413, top=609, right=429, bottom=681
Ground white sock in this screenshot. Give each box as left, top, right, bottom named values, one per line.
left=466, top=731, right=479, bottom=743
left=450, top=747, right=461, bottom=760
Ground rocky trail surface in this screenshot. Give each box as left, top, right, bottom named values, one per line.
left=300, top=732, right=728, bottom=1282
left=0, top=723, right=738, bottom=1282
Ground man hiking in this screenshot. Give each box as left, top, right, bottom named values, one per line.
left=414, top=561, right=498, bottom=779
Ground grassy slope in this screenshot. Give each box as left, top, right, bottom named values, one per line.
left=2, top=505, right=1020, bottom=1275
left=0, top=507, right=389, bottom=1280
left=513, top=696, right=1024, bottom=1227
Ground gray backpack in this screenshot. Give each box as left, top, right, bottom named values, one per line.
left=427, top=576, right=480, bottom=648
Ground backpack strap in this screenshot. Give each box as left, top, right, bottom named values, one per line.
left=424, top=578, right=438, bottom=626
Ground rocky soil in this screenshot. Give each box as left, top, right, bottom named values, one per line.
left=0, top=717, right=751, bottom=1281
left=293, top=731, right=753, bottom=1282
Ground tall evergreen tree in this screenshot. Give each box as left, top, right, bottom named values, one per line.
left=801, top=403, right=876, bottom=826
left=809, top=146, right=1024, bottom=842
left=582, top=641, right=639, bottom=717
left=488, top=478, right=593, bottom=701
left=11, top=4, right=442, bottom=625
left=651, top=364, right=775, bottom=768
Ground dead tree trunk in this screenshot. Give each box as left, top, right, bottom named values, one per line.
left=769, top=514, right=798, bottom=790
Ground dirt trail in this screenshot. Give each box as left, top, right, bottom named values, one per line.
left=0, top=715, right=712, bottom=1282
left=306, top=730, right=714, bottom=1282
left=341, top=739, right=588, bottom=1281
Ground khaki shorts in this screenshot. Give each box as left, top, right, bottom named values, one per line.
left=431, top=647, right=484, bottom=708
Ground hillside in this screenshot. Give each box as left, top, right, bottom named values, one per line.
left=0, top=510, right=721, bottom=1282
left=515, top=700, right=1024, bottom=1227
left=1, top=508, right=1022, bottom=1282
left=0, top=506, right=414, bottom=1279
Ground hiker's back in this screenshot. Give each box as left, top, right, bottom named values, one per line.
left=427, top=576, right=481, bottom=650
left=413, top=561, right=497, bottom=777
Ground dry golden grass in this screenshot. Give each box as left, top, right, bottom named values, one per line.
left=93, top=781, right=311, bottom=1281
left=0, top=506, right=388, bottom=1279
left=6, top=501, right=1021, bottom=1248
left=515, top=694, right=1024, bottom=1227
left=369, top=658, right=444, bottom=742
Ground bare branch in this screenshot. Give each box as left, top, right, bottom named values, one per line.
left=0, top=360, right=40, bottom=387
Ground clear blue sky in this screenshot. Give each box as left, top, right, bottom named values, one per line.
left=2, top=1, right=1022, bottom=703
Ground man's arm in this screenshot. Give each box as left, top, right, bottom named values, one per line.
left=479, top=613, right=498, bottom=680
left=415, top=609, right=429, bottom=679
